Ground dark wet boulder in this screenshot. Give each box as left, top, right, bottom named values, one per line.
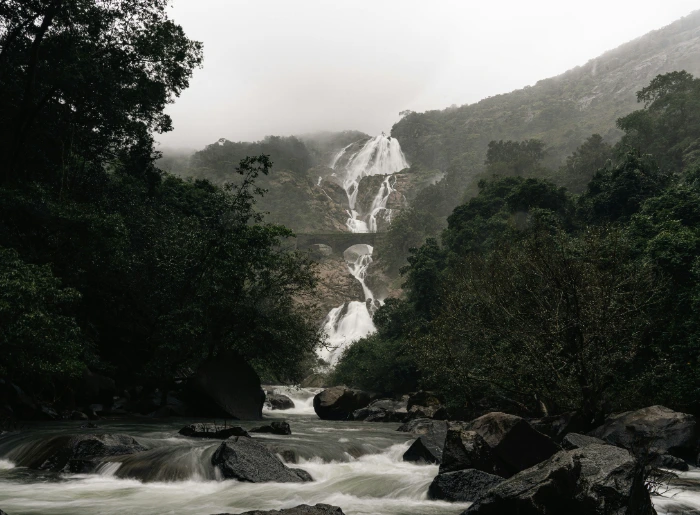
left=590, top=405, right=698, bottom=463
left=17, top=433, right=146, bottom=473
left=440, top=427, right=503, bottom=476
left=250, top=421, right=292, bottom=435
left=215, top=504, right=345, bottom=515
left=428, top=469, right=504, bottom=502
left=70, top=411, right=88, bottom=421
left=405, top=404, right=448, bottom=421
left=651, top=453, right=689, bottom=471
left=529, top=411, right=586, bottom=443
left=467, top=412, right=560, bottom=477
left=397, top=418, right=442, bottom=434
left=211, top=437, right=312, bottom=483
left=184, top=353, right=265, bottom=420
left=462, top=444, right=655, bottom=515
left=265, top=393, right=295, bottom=410
left=351, top=397, right=408, bottom=422
left=313, top=387, right=375, bottom=420
left=403, top=420, right=448, bottom=464
left=178, top=423, right=250, bottom=439
left=562, top=433, right=606, bottom=450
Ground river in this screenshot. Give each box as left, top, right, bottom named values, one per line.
left=0, top=387, right=699, bottom=515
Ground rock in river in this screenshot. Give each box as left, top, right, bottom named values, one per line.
left=265, top=393, right=295, bottom=410
left=250, top=421, right=292, bottom=435
left=463, top=444, right=655, bottom=515
left=590, top=405, right=698, bottom=463
left=403, top=420, right=448, bottom=464
left=428, top=469, right=504, bottom=502
left=211, top=437, right=312, bottom=483
left=313, top=387, right=375, bottom=420
left=15, top=433, right=146, bottom=473
left=178, top=423, right=250, bottom=439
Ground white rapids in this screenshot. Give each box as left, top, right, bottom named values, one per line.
left=0, top=411, right=470, bottom=515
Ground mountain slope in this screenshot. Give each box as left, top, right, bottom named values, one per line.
left=392, top=10, right=700, bottom=173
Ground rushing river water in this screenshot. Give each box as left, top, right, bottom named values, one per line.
left=0, top=387, right=699, bottom=515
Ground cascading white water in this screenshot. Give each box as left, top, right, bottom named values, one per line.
left=330, top=134, right=408, bottom=233
left=319, top=244, right=379, bottom=366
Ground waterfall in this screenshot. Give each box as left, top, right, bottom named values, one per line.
left=331, top=134, right=408, bottom=233
left=318, top=244, right=379, bottom=366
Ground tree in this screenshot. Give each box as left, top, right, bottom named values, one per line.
left=485, top=139, right=547, bottom=177
left=0, top=0, right=203, bottom=187
left=0, top=247, right=85, bottom=391
left=617, top=71, right=700, bottom=172
left=418, top=224, right=661, bottom=422
left=560, top=134, right=613, bottom=193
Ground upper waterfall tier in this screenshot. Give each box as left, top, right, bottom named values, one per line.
left=330, top=134, right=409, bottom=233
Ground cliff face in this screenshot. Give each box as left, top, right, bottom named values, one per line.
left=392, top=10, right=700, bottom=172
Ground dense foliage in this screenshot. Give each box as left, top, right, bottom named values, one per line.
left=0, top=0, right=321, bottom=398
left=335, top=72, right=700, bottom=422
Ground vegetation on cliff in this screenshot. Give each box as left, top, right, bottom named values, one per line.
left=334, top=72, right=700, bottom=422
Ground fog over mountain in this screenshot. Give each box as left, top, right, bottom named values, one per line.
left=158, top=0, right=698, bottom=149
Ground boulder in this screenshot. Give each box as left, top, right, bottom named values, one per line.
left=403, top=420, right=448, bottom=464
left=250, top=421, right=292, bottom=435
left=440, top=428, right=503, bottom=476
left=265, top=393, right=295, bottom=411
left=407, top=391, right=442, bottom=410
left=463, top=444, right=655, bottom=515
left=467, top=412, right=560, bottom=477
left=313, top=387, right=375, bottom=420
left=211, top=438, right=313, bottom=483
left=529, top=412, right=585, bottom=443
left=70, top=411, right=88, bottom=421
left=428, top=469, right=504, bottom=502
left=185, top=353, right=265, bottom=420
left=589, top=405, right=698, bottom=462
left=215, top=505, right=345, bottom=515
left=178, top=423, right=250, bottom=439
left=405, top=404, right=448, bottom=421
left=17, top=433, right=146, bottom=473
left=397, top=418, right=438, bottom=434
left=651, top=453, right=689, bottom=471
left=562, top=433, right=606, bottom=450
left=0, top=379, right=52, bottom=420
left=351, top=397, right=408, bottom=422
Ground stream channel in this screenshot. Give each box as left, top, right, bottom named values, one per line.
left=0, top=387, right=699, bottom=514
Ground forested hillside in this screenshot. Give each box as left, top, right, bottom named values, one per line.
left=335, top=71, right=700, bottom=424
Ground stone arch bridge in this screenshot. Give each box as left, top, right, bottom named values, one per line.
left=292, top=233, right=386, bottom=256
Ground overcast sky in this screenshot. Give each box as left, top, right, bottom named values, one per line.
left=157, top=0, right=699, bottom=150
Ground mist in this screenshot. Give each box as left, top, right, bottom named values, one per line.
left=157, top=0, right=699, bottom=149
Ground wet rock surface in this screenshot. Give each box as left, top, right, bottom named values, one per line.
left=313, top=387, right=375, bottom=420
left=250, top=421, right=292, bottom=435
left=462, top=444, right=655, bottom=515
left=178, top=423, right=250, bottom=439
left=265, top=393, right=295, bottom=410
left=561, top=432, right=606, bottom=450
left=211, top=437, right=313, bottom=483
left=590, top=405, right=698, bottom=462
left=428, top=469, right=504, bottom=502
left=466, top=412, right=560, bottom=477
left=16, top=433, right=146, bottom=473
left=403, top=420, right=448, bottom=464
